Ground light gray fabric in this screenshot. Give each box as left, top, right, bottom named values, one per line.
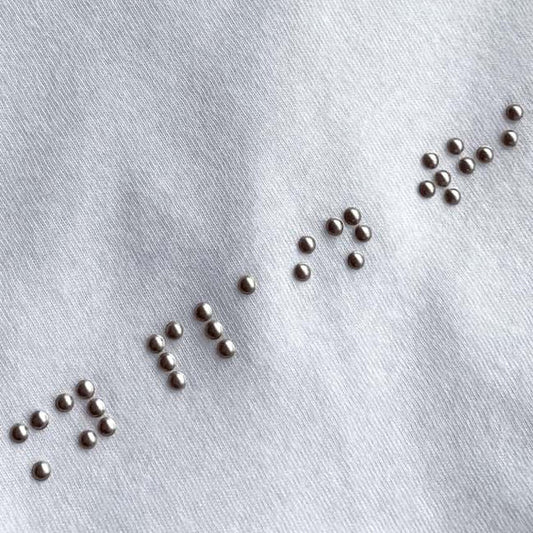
left=1, top=1, right=532, bottom=532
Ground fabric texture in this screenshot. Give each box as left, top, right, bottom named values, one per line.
left=1, top=1, right=532, bottom=531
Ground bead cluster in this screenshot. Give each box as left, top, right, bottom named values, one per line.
left=147, top=324, right=187, bottom=389
left=194, top=303, right=236, bottom=358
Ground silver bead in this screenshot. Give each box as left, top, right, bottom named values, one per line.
left=506, top=104, right=523, bottom=121
left=347, top=252, right=365, bottom=270
left=32, top=461, right=51, bottom=481
left=194, top=302, right=213, bottom=322
left=168, top=371, right=186, bottom=389
left=458, top=157, right=475, bottom=174
left=30, top=410, right=49, bottom=430
left=147, top=334, right=165, bottom=353
left=99, top=416, right=117, bottom=437
left=476, top=146, right=494, bottom=163
left=205, top=320, right=224, bottom=340
left=355, top=225, right=372, bottom=242
left=79, top=429, right=98, bottom=449
left=418, top=180, right=435, bottom=198
left=422, top=152, right=439, bottom=169
left=76, top=379, right=95, bottom=399
left=293, top=263, right=311, bottom=281
left=218, top=339, right=236, bottom=358
left=158, top=352, right=177, bottom=372
left=10, top=423, right=28, bottom=443
left=165, top=321, right=183, bottom=340
left=446, top=138, right=464, bottom=155
left=434, top=170, right=451, bottom=187
left=238, top=275, right=256, bottom=295
left=326, top=217, right=344, bottom=236
left=444, top=188, right=461, bottom=205
left=343, top=207, right=361, bottom=226
left=55, top=393, right=74, bottom=413
left=87, top=398, right=106, bottom=417
left=502, top=130, right=518, bottom=147
left=298, top=236, right=316, bottom=254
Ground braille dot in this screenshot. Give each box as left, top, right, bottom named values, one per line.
left=298, top=236, right=316, bottom=254
left=76, top=379, right=95, bottom=399
left=476, top=146, right=494, bottom=163
left=355, top=225, right=372, bottom=242
left=10, top=423, right=28, bottom=443
left=434, top=170, right=451, bottom=188
left=165, top=321, right=183, bottom=340
left=55, top=393, right=74, bottom=413
left=422, top=152, right=439, bottom=169
left=447, top=138, right=464, bottom=155
left=347, top=252, right=365, bottom=270
left=194, top=303, right=213, bottom=322
left=79, top=429, right=98, bottom=449
left=238, top=275, right=256, bottom=295
left=418, top=180, right=435, bottom=198
left=158, top=352, right=177, bottom=372
left=205, top=320, right=224, bottom=340
left=326, top=217, right=344, bottom=236
left=294, top=263, right=311, bottom=281
left=99, top=416, right=117, bottom=437
left=506, top=104, right=523, bottom=121
left=218, top=339, right=236, bottom=358
left=147, top=334, right=165, bottom=353
left=30, top=410, right=49, bottom=430
left=168, top=371, right=186, bottom=390
left=343, top=207, right=361, bottom=226
left=502, top=130, right=518, bottom=147
left=32, top=461, right=51, bottom=481
left=444, top=188, right=461, bottom=205
left=87, top=398, right=106, bottom=418
left=458, top=157, right=475, bottom=174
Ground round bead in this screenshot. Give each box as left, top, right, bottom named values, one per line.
left=194, top=303, right=213, bottom=322
left=502, top=130, right=518, bottom=147
left=458, top=157, right=475, bottom=174
left=158, top=352, right=177, bottom=372
left=293, top=263, right=311, bottom=281
left=87, top=397, right=106, bottom=417
left=32, top=461, right=51, bottom=481
left=238, top=275, right=256, bottom=295
left=343, top=207, right=361, bottom=226
left=326, top=217, right=344, bottom=236
left=168, top=371, right=186, bottom=389
left=418, top=180, right=435, bottom=198
left=205, top=320, right=224, bottom=340
left=79, top=429, right=97, bottom=449
left=147, top=334, right=165, bottom=353
left=355, top=225, right=372, bottom=242
left=10, top=423, right=28, bottom=443
left=217, top=339, right=236, bottom=358
left=476, top=146, right=494, bottom=163
left=506, top=104, right=523, bottom=121
left=444, top=188, right=461, bottom=205
left=434, top=170, right=451, bottom=188
left=422, top=152, right=439, bottom=169
left=55, top=393, right=74, bottom=413
left=165, top=321, right=183, bottom=340
left=347, top=252, right=365, bottom=270
left=298, top=236, right=316, bottom=254
left=446, top=138, right=464, bottom=155
left=76, top=379, right=95, bottom=399
left=99, top=416, right=117, bottom=437
left=30, top=410, right=49, bottom=430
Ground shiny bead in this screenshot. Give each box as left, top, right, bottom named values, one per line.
left=79, top=429, right=97, bottom=449
left=446, top=138, right=464, bottom=155
left=194, top=302, right=213, bottom=322
left=502, top=130, right=518, bottom=147
left=293, top=263, right=311, bottom=281
left=418, top=180, right=435, bottom=198
left=158, top=352, right=177, bottom=372
left=422, top=152, right=439, bottom=169
left=218, top=339, right=236, bottom=358
left=10, top=423, right=28, bottom=443
left=434, top=170, right=451, bottom=187
left=76, top=379, right=95, bottom=399
left=355, top=225, right=372, bottom=242
left=147, top=334, right=165, bottom=353
left=343, top=207, right=361, bottom=226
left=458, top=157, right=475, bottom=174
left=476, top=146, right=494, bottom=163
left=298, top=236, right=316, bottom=254
left=506, top=104, right=523, bottom=121
left=30, top=410, right=49, bottom=430
left=238, top=275, right=256, bottom=295
left=205, top=320, right=224, bottom=340
left=87, top=398, right=106, bottom=417
left=32, top=461, right=51, bottom=481
left=165, top=321, right=183, bottom=340
left=99, top=416, right=117, bottom=436
left=55, top=393, right=74, bottom=413
left=444, top=188, right=461, bottom=205
left=347, top=252, right=365, bottom=270
left=168, top=371, right=186, bottom=389
left=326, top=217, right=344, bottom=236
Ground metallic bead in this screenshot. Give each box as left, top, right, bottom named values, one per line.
left=347, top=252, right=365, bottom=270
left=418, top=180, right=435, bottom=198
left=422, top=152, right=439, bottom=169
left=326, top=217, right=344, bottom=236
left=506, top=104, right=523, bottom=121
left=55, top=393, right=74, bottom=413
left=298, top=236, right=316, bottom=254
left=168, top=371, right=186, bottom=389
left=158, top=352, right=177, bottom=372
left=458, top=157, right=475, bottom=174
left=10, top=423, right=28, bottom=443
left=293, top=263, right=311, bottom=281
left=147, top=334, right=165, bottom=353
left=99, top=416, right=117, bottom=437
left=355, top=225, right=372, bottom=242
left=205, top=320, right=224, bottom=340
left=238, top=275, right=256, bottom=295
left=218, top=339, right=236, bottom=358
left=30, top=410, right=49, bottom=430
left=87, top=398, right=106, bottom=418
left=502, top=130, right=518, bottom=147
left=476, top=146, right=494, bottom=163
left=32, top=461, right=51, bottom=481
left=434, top=170, right=451, bottom=187
left=444, top=188, right=461, bottom=205
left=165, top=321, right=183, bottom=340
left=76, top=379, right=95, bottom=399
left=194, top=302, right=213, bottom=322
left=79, top=429, right=97, bottom=449
left=446, top=138, right=464, bottom=155
left=343, top=207, right=361, bottom=226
